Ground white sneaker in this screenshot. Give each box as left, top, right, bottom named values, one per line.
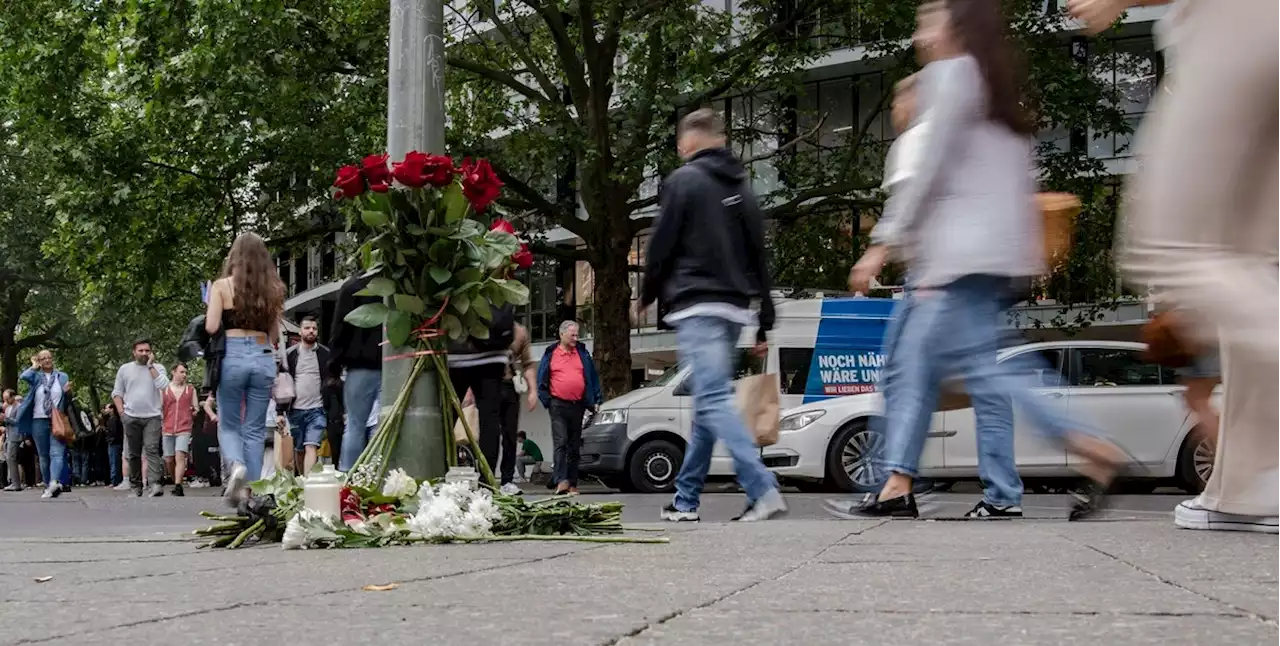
left=113, top=481, right=131, bottom=492
left=1174, top=498, right=1278, bottom=534
left=41, top=483, right=61, bottom=499
left=223, top=464, right=248, bottom=509
left=661, top=504, right=700, bottom=522
left=499, top=482, right=522, bottom=496
left=734, top=489, right=788, bottom=522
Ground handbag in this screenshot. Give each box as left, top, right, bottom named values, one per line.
left=272, top=352, right=296, bottom=404
left=452, top=404, right=479, bottom=446
left=52, top=409, right=75, bottom=445
left=736, top=373, right=781, bottom=448
left=1141, top=311, right=1195, bottom=368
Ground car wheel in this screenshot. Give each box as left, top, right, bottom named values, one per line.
left=1178, top=427, right=1215, bottom=493
left=628, top=439, right=683, bottom=494
left=825, top=420, right=887, bottom=493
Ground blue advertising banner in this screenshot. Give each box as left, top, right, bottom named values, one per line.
left=800, top=297, right=896, bottom=404
left=807, top=349, right=886, bottom=396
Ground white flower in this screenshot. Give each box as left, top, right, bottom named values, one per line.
left=456, top=508, right=493, bottom=538
left=468, top=494, right=501, bottom=522
left=281, top=516, right=308, bottom=550
left=437, top=481, right=474, bottom=506
left=381, top=468, right=419, bottom=500
left=407, top=495, right=464, bottom=539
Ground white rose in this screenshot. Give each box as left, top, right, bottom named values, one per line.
left=381, top=468, right=419, bottom=500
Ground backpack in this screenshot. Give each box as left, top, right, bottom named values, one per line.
left=471, top=303, right=516, bottom=352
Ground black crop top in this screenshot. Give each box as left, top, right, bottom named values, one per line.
left=221, top=308, right=267, bottom=333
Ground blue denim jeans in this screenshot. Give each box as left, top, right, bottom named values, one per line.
left=108, top=442, right=122, bottom=485
left=671, top=316, right=778, bottom=512
left=880, top=275, right=1090, bottom=498
left=340, top=368, right=381, bottom=471
left=30, top=417, right=68, bottom=487
left=287, top=408, right=327, bottom=452
left=216, top=337, right=277, bottom=481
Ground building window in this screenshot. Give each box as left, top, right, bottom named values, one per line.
left=1090, top=38, right=1158, bottom=159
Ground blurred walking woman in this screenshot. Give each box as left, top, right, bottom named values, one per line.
left=843, top=0, right=1127, bottom=519
left=205, top=233, right=284, bottom=507
left=17, top=350, right=73, bottom=499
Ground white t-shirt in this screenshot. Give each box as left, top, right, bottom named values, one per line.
left=31, top=373, right=63, bottom=420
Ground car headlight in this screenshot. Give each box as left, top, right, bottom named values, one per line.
left=592, top=409, right=627, bottom=426
left=779, top=410, right=826, bottom=432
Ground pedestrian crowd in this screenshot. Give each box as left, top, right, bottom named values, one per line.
left=5, top=0, right=1271, bottom=538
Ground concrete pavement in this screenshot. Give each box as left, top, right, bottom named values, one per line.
left=0, top=489, right=1274, bottom=645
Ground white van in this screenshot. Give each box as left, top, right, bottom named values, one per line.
left=578, top=298, right=896, bottom=493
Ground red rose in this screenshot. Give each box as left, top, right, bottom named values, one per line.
left=489, top=218, right=516, bottom=235
left=460, top=158, right=503, bottom=213
left=340, top=487, right=364, bottom=527
left=362, top=153, right=392, bottom=187
left=512, top=243, right=534, bottom=269
left=332, top=165, right=365, bottom=200
left=421, top=154, right=455, bottom=187
left=369, top=182, right=390, bottom=193
left=392, top=151, right=430, bottom=188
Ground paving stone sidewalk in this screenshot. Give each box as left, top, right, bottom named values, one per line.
left=0, top=517, right=1274, bottom=646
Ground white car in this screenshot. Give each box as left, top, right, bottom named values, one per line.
left=770, top=340, right=1217, bottom=493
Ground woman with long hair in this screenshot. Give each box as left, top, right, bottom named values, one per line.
left=840, top=0, right=1128, bottom=520
left=205, top=232, right=284, bottom=507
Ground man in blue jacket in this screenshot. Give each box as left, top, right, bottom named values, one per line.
left=536, top=320, right=603, bottom=494
left=16, top=350, right=74, bottom=499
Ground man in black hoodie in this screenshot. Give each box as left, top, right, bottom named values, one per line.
left=635, top=108, right=786, bottom=523
left=328, top=274, right=383, bottom=471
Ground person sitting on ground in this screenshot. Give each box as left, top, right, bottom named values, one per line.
left=514, top=430, right=543, bottom=483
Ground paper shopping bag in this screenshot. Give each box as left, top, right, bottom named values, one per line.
left=737, top=373, right=781, bottom=448
left=453, top=404, right=479, bottom=446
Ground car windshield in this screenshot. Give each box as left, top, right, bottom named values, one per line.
left=643, top=366, right=683, bottom=388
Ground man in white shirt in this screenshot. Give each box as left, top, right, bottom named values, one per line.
left=112, top=339, right=170, bottom=497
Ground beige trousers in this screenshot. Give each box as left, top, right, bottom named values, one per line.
left=1119, top=0, right=1278, bottom=517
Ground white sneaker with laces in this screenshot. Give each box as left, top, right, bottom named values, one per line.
left=224, top=464, right=248, bottom=508
left=734, top=489, right=789, bottom=522
left=499, top=482, right=522, bottom=496
left=1175, top=498, right=1278, bottom=534
left=113, top=481, right=131, bottom=492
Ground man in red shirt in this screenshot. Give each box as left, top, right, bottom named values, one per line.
left=536, top=321, right=603, bottom=494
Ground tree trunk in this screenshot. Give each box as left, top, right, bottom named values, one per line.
left=589, top=232, right=634, bottom=399
left=0, top=343, right=16, bottom=392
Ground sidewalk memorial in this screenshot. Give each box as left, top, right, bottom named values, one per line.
left=194, top=152, right=664, bottom=549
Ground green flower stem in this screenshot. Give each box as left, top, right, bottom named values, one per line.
left=375, top=355, right=428, bottom=484
left=430, top=352, right=497, bottom=489
left=437, top=347, right=457, bottom=468
left=228, top=519, right=265, bottom=549
left=194, top=522, right=245, bottom=535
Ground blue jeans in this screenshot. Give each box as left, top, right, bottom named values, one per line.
left=880, top=276, right=1089, bottom=497
left=671, top=316, right=778, bottom=512
left=30, top=417, right=68, bottom=487
left=340, top=368, right=381, bottom=471
left=287, top=408, right=326, bottom=452
left=216, top=337, right=277, bottom=482
left=108, top=442, right=122, bottom=485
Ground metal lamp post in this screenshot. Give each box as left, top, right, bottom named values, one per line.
left=382, top=0, right=447, bottom=480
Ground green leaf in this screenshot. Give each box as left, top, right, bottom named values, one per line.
left=448, top=218, right=485, bottom=240
left=468, top=320, right=490, bottom=339
left=442, top=314, right=464, bottom=340
left=498, top=279, right=530, bottom=306
left=386, top=309, right=412, bottom=347
left=485, top=281, right=508, bottom=307
left=356, top=277, right=397, bottom=297
left=405, top=224, right=426, bottom=236
left=471, top=295, right=491, bottom=321
left=429, top=266, right=452, bottom=285
left=483, top=230, right=520, bottom=256
left=393, top=293, right=425, bottom=315
left=442, top=182, right=467, bottom=223
left=364, top=191, right=391, bottom=213
left=344, top=302, right=389, bottom=328
left=455, top=267, right=483, bottom=285
left=453, top=291, right=470, bottom=314
left=361, top=210, right=389, bottom=228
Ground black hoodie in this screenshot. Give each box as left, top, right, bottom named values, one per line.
left=327, top=274, right=383, bottom=377
left=639, top=147, right=775, bottom=342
